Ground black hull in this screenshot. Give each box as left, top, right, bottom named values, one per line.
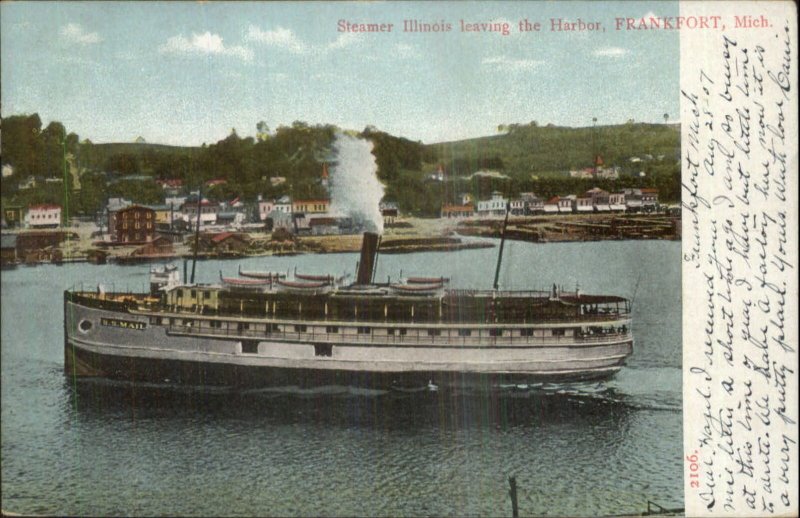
left=65, top=343, right=621, bottom=390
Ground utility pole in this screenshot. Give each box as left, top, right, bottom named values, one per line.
left=62, top=139, right=71, bottom=259
left=592, top=117, right=598, bottom=174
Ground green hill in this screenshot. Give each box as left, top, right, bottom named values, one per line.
left=2, top=114, right=680, bottom=218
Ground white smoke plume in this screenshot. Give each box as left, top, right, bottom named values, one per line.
left=329, top=132, right=386, bottom=234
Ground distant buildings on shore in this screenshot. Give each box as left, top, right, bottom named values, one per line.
left=441, top=187, right=660, bottom=219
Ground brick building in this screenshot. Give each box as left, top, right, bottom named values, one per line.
left=113, top=205, right=155, bottom=244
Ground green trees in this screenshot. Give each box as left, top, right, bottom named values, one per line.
left=1, top=114, right=44, bottom=179
left=1, top=113, right=681, bottom=219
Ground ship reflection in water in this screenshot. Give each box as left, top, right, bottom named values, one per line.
left=63, top=376, right=667, bottom=517
left=69, top=377, right=636, bottom=434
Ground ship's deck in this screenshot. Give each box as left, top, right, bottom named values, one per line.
left=66, top=285, right=631, bottom=326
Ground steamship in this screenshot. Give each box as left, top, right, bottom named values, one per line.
left=63, top=232, right=634, bottom=389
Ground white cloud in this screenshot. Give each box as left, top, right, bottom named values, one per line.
left=60, top=23, right=102, bottom=44
left=245, top=26, right=307, bottom=53
left=163, top=32, right=253, bottom=60
left=327, top=32, right=360, bottom=51
left=592, top=47, right=630, bottom=58
left=482, top=56, right=544, bottom=71
left=245, top=25, right=359, bottom=54
left=159, top=32, right=253, bottom=61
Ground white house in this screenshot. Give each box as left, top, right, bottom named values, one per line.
left=575, top=195, right=594, bottom=212
left=520, top=193, right=544, bottom=214
left=26, top=204, right=61, bottom=228
left=182, top=198, right=219, bottom=227
left=258, top=200, right=276, bottom=221
left=274, top=195, right=292, bottom=214
left=641, top=188, right=659, bottom=209
left=476, top=192, right=508, bottom=217
left=609, top=192, right=626, bottom=211
left=543, top=197, right=560, bottom=213
left=559, top=195, right=575, bottom=213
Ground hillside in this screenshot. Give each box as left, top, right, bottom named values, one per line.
left=427, top=122, right=680, bottom=177
left=2, top=114, right=681, bottom=218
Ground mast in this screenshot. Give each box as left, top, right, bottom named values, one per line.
left=190, top=183, right=203, bottom=284
left=493, top=201, right=510, bottom=290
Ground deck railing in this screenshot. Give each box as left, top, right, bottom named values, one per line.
left=164, top=321, right=631, bottom=348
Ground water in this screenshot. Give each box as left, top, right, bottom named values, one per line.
left=1, top=238, right=682, bottom=516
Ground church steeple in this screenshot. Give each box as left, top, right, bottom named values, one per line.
left=321, top=163, right=329, bottom=188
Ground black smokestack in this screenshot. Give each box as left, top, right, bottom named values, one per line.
left=356, top=232, right=379, bottom=285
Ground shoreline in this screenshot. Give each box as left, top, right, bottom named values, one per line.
left=1, top=213, right=680, bottom=267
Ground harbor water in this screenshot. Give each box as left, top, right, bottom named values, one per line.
left=1, top=238, right=682, bottom=516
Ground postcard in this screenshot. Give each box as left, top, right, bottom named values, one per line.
left=0, top=1, right=796, bottom=517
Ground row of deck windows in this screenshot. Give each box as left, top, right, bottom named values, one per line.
left=151, top=316, right=599, bottom=338
left=175, top=289, right=211, bottom=299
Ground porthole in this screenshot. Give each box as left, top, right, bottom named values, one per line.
left=78, top=319, right=93, bottom=333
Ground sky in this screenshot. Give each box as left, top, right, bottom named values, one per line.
left=1, top=1, right=679, bottom=146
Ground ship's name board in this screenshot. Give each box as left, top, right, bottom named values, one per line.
left=100, top=318, right=147, bottom=331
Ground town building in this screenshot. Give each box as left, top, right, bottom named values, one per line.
left=130, top=236, right=174, bottom=257
left=106, top=197, right=133, bottom=233
left=216, top=210, right=245, bottom=228
left=292, top=199, right=330, bottom=215
left=440, top=204, right=475, bottom=219
left=26, top=204, right=62, bottom=228
left=113, top=205, right=156, bottom=244
left=15, top=231, right=72, bottom=263
left=379, top=201, right=399, bottom=225
left=156, top=179, right=184, bottom=196
left=641, top=188, right=659, bottom=210
left=575, top=195, right=594, bottom=212
left=274, top=195, right=292, bottom=215
left=2, top=205, right=24, bottom=228
left=519, top=193, right=544, bottom=214
left=584, top=187, right=610, bottom=211
left=543, top=196, right=560, bottom=213
left=147, top=204, right=179, bottom=229
left=1, top=234, right=18, bottom=266
left=182, top=198, right=219, bottom=227
left=266, top=210, right=293, bottom=232
left=559, top=195, right=575, bottom=213
left=197, top=232, right=250, bottom=255
left=309, top=217, right=340, bottom=235
left=609, top=192, right=626, bottom=211
left=258, top=200, right=276, bottom=221
left=476, top=192, right=508, bottom=217
left=623, top=189, right=643, bottom=212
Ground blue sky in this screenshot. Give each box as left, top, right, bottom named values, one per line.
left=1, top=1, right=678, bottom=146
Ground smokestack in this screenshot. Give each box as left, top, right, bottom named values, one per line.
left=356, top=232, right=379, bottom=285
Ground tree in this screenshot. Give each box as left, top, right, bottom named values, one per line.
left=104, top=153, right=140, bottom=175
left=76, top=171, right=107, bottom=215
left=1, top=114, right=43, bottom=176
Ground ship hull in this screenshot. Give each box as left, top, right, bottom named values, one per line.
left=64, top=295, right=633, bottom=390
left=65, top=340, right=624, bottom=389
